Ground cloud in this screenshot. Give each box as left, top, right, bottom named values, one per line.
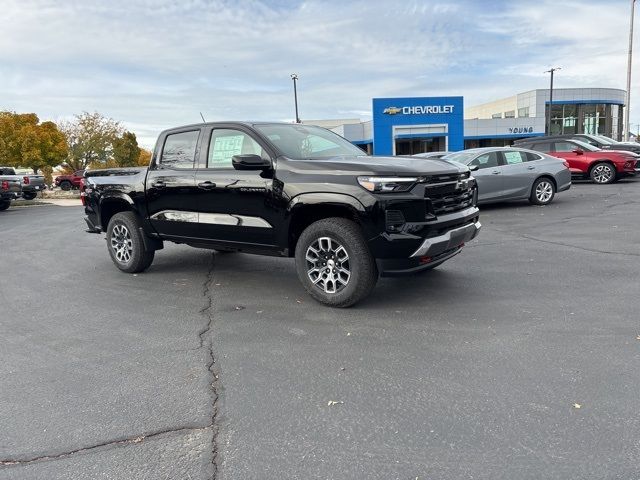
left=0, top=0, right=637, bottom=147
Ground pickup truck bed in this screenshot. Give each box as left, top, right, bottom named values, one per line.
left=1, top=176, right=22, bottom=210
left=0, top=167, right=45, bottom=200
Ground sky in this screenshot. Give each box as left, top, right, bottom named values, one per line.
left=0, top=0, right=637, bottom=147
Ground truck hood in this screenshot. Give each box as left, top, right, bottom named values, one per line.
left=280, top=155, right=468, bottom=176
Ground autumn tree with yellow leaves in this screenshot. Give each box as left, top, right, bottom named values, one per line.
left=0, top=111, right=68, bottom=173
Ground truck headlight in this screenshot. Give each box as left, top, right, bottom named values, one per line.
left=357, top=176, right=418, bottom=193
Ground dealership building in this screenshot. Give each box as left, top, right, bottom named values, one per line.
left=313, top=88, right=626, bottom=155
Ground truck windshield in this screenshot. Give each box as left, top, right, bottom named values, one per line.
left=255, top=124, right=366, bottom=160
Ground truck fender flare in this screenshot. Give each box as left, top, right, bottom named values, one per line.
left=98, top=192, right=142, bottom=228
left=100, top=191, right=135, bottom=207
left=287, top=192, right=366, bottom=215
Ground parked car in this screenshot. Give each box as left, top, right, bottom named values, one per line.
left=0, top=176, right=22, bottom=211
left=441, top=147, right=571, bottom=205
left=515, top=134, right=640, bottom=155
left=0, top=167, right=45, bottom=200
left=514, top=138, right=639, bottom=184
left=55, top=170, right=84, bottom=190
left=83, top=122, right=481, bottom=307
left=413, top=151, right=451, bottom=159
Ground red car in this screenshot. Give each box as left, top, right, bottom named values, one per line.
left=55, top=170, right=84, bottom=190
left=516, top=138, right=639, bottom=184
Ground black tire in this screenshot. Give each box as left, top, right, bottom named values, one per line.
left=22, top=192, right=37, bottom=200
left=529, top=177, right=556, bottom=205
left=215, top=248, right=237, bottom=253
left=294, top=217, right=378, bottom=307
left=0, top=200, right=10, bottom=211
left=60, top=181, right=72, bottom=191
left=106, top=212, right=155, bottom=273
left=589, top=162, right=616, bottom=184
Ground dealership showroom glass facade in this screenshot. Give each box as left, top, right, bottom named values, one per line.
left=322, top=88, right=626, bottom=154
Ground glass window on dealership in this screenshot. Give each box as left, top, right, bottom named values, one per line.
left=548, top=103, right=622, bottom=138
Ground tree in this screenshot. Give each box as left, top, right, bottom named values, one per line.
left=137, top=148, right=152, bottom=167
left=59, top=112, right=122, bottom=171
left=112, top=131, right=141, bottom=167
left=0, top=112, right=68, bottom=173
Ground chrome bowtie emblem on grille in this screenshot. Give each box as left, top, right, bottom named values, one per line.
left=455, top=179, right=468, bottom=190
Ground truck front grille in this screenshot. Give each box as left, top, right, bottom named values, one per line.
left=424, top=173, right=475, bottom=216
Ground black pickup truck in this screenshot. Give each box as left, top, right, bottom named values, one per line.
left=84, top=122, right=481, bottom=307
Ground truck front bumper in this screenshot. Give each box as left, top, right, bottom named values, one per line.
left=410, top=220, right=481, bottom=258
left=369, top=205, right=481, bottom=276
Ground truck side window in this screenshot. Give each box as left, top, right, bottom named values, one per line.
left=208, top=129, right=267, bottom=169
left=161, top=131, right=199, bottom=169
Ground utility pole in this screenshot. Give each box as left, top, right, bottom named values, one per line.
left=625, top=0, right=636, bottom=141
left=544, top=67, right=561, bottom=135
left=290, top=74, right=301, bottom=123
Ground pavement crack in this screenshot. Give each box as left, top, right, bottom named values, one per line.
left=199, top=252, right=219, bottom=480
left=493, top=228, right=640, bottom=257
left=0, top=425, right=213, bottom=467
left=2, top=253, right=222, bottom=475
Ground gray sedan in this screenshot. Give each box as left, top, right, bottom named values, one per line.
left=442, top=147, right=572, bottom=205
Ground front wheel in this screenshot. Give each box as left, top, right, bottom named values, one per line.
left=59, top=181, right=72, bottom=191
left=590, top=162, right=616, bottom=184
left=529, top=177, right=555, bottom=205
left=106, top=212, right=155, bottom=273
left=295, top=218, right=378, bottom=307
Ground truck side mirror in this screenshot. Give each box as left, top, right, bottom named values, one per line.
left=572, top=148, right=584, bottom=155
left=468, top=164, right=479, bottom=172
left=232, top=154, right=271, bottom=170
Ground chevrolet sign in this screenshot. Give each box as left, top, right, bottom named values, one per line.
left=383, top=105, right=455, bottom=115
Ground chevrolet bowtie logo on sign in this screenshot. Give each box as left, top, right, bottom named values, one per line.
left=383, top=105, right=455, bottom=115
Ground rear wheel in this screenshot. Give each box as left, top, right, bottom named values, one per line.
left=529, top=177, right=555, bottom=205
left=0, top=200, right=10, bottom=211
left=295, top=217, right=378, bottom=307
left=22, top=192, right=37, bottom=200
left=590, top=162, right=616, bottom=184
left=106, top=212, right=155, bottom=273
left=59, top=181, right=72, bottom=191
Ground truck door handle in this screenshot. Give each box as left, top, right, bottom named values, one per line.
left=527, top=165, right=535, bottom=170
left=491, top=170, right=500, bottom=175
left=198, top=181, right=217, bottom=190
left=151, top=181, right=166, bottom=188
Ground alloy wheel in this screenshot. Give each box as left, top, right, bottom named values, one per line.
left=110, top=224, right=133, bottom=263
left=535, top=181, right=554, bottom=203
left=305, top=236, right=351, bottom=294
left=592, top=164, right=614, bottom=183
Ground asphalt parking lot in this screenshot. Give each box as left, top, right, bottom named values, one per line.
left=1, top=179, right=639, bottom=480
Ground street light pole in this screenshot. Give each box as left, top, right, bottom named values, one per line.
left=624, top=0, right=636, bottom=141
left=544, top=67, right=561, bottom=135
left=291, top=74, right=301, bottom=123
